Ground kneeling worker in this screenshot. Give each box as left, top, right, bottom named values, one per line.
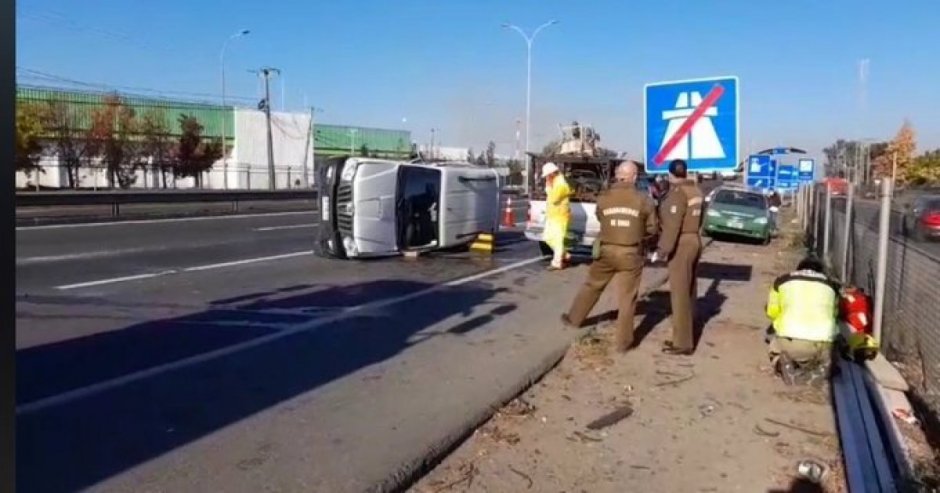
left=561, top=161, right=658, bottom=351
left=765, top=256, right=840, bottom=382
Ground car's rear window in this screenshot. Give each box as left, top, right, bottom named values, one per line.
left=713, top=190, right=767, bottom=209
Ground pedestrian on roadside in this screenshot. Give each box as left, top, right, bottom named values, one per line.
left=561, top=161, right=658, bottom=352
left=651, top=159, right=704, bottom=355
left=542, top=162, right=572, bottom=270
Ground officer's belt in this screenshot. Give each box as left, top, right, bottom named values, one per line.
left=600, top=242, right=640, bottom=250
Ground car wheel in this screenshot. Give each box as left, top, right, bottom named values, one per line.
left=762, top=234, right=772, bottom=246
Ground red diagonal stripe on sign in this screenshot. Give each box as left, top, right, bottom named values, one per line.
left=653, top=84, right=726, bottom=165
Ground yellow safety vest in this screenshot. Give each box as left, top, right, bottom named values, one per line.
left=766, top=270, right=839, bottom=342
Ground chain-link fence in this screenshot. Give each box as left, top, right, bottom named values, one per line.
left=801, top=181, right=940, bottom=424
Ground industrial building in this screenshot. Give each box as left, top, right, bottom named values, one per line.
left=15, top=85, right=412, bottom=190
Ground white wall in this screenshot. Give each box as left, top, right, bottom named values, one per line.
left=228, top=109, right=314, bottom=190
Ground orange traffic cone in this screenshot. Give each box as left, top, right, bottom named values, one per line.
left=501, top=196, right=515, bottom=228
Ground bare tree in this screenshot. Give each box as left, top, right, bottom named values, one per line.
left=139, top=108, right=174, bottom=188
left=41, top=101, right=96, bottom=188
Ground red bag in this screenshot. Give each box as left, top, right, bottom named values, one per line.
left=840, top=286, right=872, bottom=334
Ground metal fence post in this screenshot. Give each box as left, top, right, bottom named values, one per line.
left=841, top=183, right=855, bottom=281
left=823, top=185, right=833, bottom=265
left=872, top=178, right=893, bottom=343
left=246, top=168, right=251, bottom=190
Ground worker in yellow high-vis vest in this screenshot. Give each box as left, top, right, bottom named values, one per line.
left=541, top=162, right=572, bottom=270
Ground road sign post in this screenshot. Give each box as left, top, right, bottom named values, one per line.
left=644, top=76, right=739, bottom=174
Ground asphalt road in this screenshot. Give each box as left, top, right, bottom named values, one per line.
left=833, top=197, right=940, bottom=260
left=16, top=205, right=560, bottom=492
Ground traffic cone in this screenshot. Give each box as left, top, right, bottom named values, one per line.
left=502, top=196, right=514, bottom=228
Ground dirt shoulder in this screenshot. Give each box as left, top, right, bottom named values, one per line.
left=411, top=236, right=847, bottom=493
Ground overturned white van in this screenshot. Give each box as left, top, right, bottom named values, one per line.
left=315, top=157, right=501, bottom=259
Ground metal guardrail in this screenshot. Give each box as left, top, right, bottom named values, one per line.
left=16, top=190, right=318, bottom=217
left=16, top=188, right=527, bottom=219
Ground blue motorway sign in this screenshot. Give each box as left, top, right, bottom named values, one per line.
left=644, top=76, right=739, bottom=174
left=798, top=158, right=815, bottom=182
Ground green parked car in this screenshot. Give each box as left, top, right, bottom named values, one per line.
left=703, top=188, right=773, bottom=244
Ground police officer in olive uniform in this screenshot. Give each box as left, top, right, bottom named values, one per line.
left=653, top=160, right=704, bottom=355
left=561, top=161, right=658, bottom=352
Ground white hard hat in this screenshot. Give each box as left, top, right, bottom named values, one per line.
left=541, top=162, right=560, bottom=178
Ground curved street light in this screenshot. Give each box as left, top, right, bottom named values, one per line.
left=502, top=20, right=557, bottom=195
left=220, top=29, right=250, bottom=189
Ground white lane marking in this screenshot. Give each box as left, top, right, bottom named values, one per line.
left=56, top=271, right=179, bottom=290
left=19, top=255, right=547, bottom=414
left=16, top=211, right=313, bottom=231
left=253, top=224, right=317, bottom=232
left=17, top=247, right=161, bottom=266
left=54, top=251, right=314, bottom=290
left=182, top=251, right=313, bottom=272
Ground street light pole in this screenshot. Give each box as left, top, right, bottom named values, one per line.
left=220, top=29, right=250, bottom=190
left=503, top=20, right=557, bottom=196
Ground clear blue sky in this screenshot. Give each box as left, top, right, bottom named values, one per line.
left=16, top=0, right=940, bottom=160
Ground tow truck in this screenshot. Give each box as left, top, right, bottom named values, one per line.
left=523, top=123, right=629, bottom=255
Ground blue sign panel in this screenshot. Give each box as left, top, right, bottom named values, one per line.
left=746, top=154, right=774, bottom=178
left=746, top=177, right=775, bottom=189
left=798, top=158, right=815, bottom=182
left=644, top=76, right=739, bottom=174
left=776, top=164, right=797, bottom=190
left=745, top=154, right=775, bottom=190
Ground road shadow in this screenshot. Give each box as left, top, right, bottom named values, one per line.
left=17, top=279, right=505, bottom=493
left=766, top=478, right=827, bottom=492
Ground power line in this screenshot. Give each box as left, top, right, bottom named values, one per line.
left=16, top=67, right=258, bottom=105
left=17, top=9, right=176, bottom=54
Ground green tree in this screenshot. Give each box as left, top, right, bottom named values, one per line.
left=139, top=108, right=174, bottom=188
left=907, top=149, right=940, bottom=185
left=359, top=144, right=370, bottom=157
left=15, top=102, right=45, bottom=180
left=174, top=114, right=222, bottom=188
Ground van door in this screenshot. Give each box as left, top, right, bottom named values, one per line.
left=349, top=160, right=400, bottom=256
left=439, top=168, right=499, bottom=247
left=397, top=165, right=442, bottom=250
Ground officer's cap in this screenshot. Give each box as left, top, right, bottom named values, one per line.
left=668, top=160, right=688, bottom=178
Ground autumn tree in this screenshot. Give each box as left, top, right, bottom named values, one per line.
left=89, top=94, right=142, bottom=188
left=139, top=108, right=174, bottom=188
left=174, top=114, right=222, bottom=188
left=873, top=121, right=917, bottom=182
left=16, top=103, right=45, bottom=180
left=42, top=101, right=97, bottom=188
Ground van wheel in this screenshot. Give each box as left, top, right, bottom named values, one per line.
left=538, top=241, right=553, bottom=256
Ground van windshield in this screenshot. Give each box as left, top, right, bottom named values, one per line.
left=713, top=190, right=767, bottom=209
